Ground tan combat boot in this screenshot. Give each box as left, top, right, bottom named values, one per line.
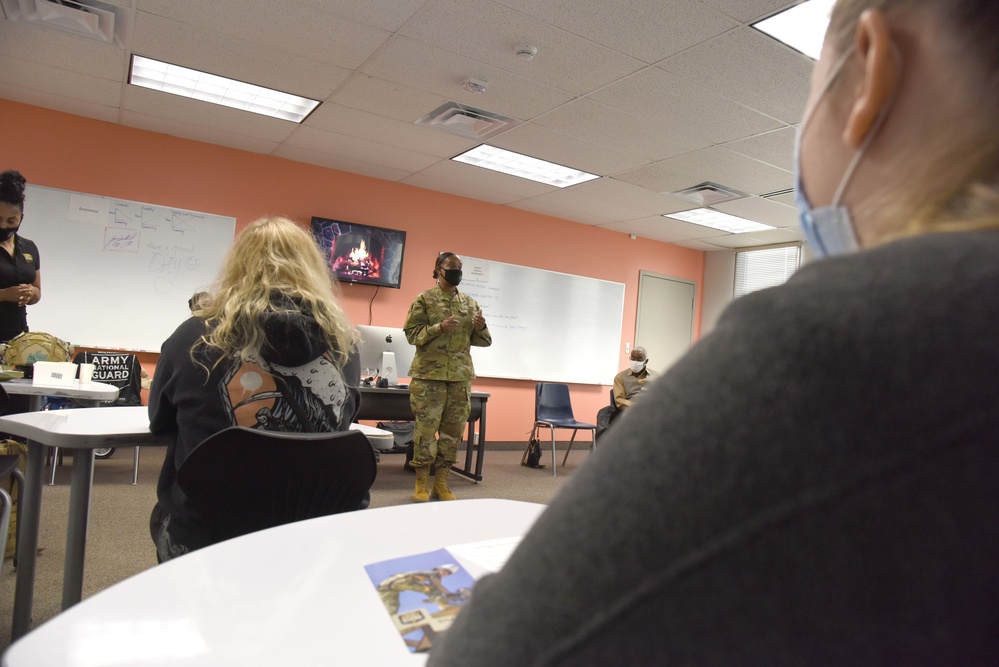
left=431, top=464, right=457, bottom=501
left=412, top=466, right=431, bottom=503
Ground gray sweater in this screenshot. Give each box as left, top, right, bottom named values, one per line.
left=427, top=230, right=999, bottom=666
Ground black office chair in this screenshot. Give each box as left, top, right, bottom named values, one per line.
left=177, top=427, right=377, bottom=547
left=527, top=383, right=597, bottom=477
left=0, top=384, right=25, bottom=573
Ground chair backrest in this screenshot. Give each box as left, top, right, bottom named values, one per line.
left=177, top=427, right=378, bottom=545
left=535, top=383, right=576, bottom=423
left=72, top=351, right=143, bottom=406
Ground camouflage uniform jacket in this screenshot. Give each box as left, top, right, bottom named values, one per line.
left=404, top=285, right=492, bottom=382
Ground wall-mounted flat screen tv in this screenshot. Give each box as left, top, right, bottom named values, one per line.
left=310, top=217, right=407, bottom=289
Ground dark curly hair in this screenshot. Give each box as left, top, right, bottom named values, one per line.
left=0, top=170, right=26, bottom=212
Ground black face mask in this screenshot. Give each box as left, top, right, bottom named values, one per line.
left=0, top=226, right=19, bottom=243
left=442, top=268, right=463, bottom=287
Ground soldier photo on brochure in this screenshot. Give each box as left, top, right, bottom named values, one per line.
left=403, top=252, right=491, bottom=503
left=365, top=548, right=475, bottom=653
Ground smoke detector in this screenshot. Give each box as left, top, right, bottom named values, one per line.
left=516, top=44, right=538, bottom=60
left=461, top=77, right=488, bottom=94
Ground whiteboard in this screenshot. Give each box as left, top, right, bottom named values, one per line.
left=24, top=184, right=235, bottom=351
left=459, top=256, right=625, bottom=385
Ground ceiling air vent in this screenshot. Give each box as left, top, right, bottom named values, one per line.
left=668, top=181, right=749, bottom=206
left=0, top=0, right=131, bottom=48
left=414, top=102, right=519, bottom=140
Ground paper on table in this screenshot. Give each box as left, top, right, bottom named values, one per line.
left=444, top=536, right=523, bottom=574
left=365, top=548, right=476, bottom=653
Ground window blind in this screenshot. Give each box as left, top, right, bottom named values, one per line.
left=734, top=245, right=801, bottom=298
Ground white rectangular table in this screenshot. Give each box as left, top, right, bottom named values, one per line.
left=2, top=378, right=133, bottom=486
left=1, top=378, right=120, bottom=412
left=0, top=406, right=171, bottom=640
left=1, top=499, right=546, bottom=666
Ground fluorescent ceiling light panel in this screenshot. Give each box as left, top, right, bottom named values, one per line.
left=665, top=208, right=776, bottom=234
left=452, top=145, right=599, bottom=188
left=752, top=0, right=834, bottom=60
left=129, top=55, right=320, bottom=123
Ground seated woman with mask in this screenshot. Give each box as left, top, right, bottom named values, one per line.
left=427, top=0, right=999, bottom=663
left=148, top=216, right=360, bottom=562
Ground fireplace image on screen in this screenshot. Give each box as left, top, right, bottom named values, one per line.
left=311, top=216, right=407, bottom=289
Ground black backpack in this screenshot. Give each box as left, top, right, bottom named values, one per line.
left=522, top=437, right=546, bottom=469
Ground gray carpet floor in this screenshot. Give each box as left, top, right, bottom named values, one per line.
left=0, top=441, right=587, bottom=651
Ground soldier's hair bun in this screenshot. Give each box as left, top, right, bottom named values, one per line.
left=0, top=170, right=27, bottom=208
left=434, top=251, right=458, bottom=278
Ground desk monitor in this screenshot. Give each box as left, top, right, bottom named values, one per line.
left=356, top=325, right=415, bottom=386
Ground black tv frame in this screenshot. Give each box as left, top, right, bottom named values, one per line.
left=310, top=216, right=407, bottom=289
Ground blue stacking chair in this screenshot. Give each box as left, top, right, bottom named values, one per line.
left=527, top=383, right=597, bottom=477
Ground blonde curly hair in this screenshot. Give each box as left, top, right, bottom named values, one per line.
left=193, top=216, right=355, bottom=371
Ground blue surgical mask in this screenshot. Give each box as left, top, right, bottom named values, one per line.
left=794, top=46, right=900, bottom=258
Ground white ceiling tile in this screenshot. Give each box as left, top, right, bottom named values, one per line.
left=489, top=122, right=650, bottom=176
left=285, top=126, right=443, bottom=173
left=120, top=110, right=281, bottom=154
left=131, top=12, right=352, bottom=100
left=659, top=26, right=814, bottom=124
left=0, top=20, right=126, bottom=80
left=401, top=159, right=554, bottom=205
left=304, top=103, right=476, bottom=158
left=359, top=35, right=574, bottom=121
left=588, top=66, right=783, bottom=145
left=672, top=238, right=733, bottom=251
left=331, top=74, right=450, bottom=123
left=272, top=144, right=415, bottom=182
left=698, top=227, right=803, bottom=248
left=532, top=98, right=711, bottom=161
left=699, top=0, right=796, bottom=23
left=292, top=0, right=430, bottom=32
left=0, top=84, right=121, bottom=124
left=517, top=178, right=694, bottom=222
left=597, top=222, right=681, bottom=245
left=722, top=126, right=797, bottom=172
left=495, top=0, right=739, bottom=64
left=133, top=1, right=390, bottom=69
left=510, top=199, right=610, bottom=226
left=0, top=55, right=122, bottom=106
left=615, top=145, right=793, bottom=196
left=400, top=0, right=645, bottom=95
left=767, top=191, right=797, bottom=208
left=121, top=86, right=298, bottom=142
left=712, top=195, right=798, bottom=228
left=598, top=215, right=728, bottom=244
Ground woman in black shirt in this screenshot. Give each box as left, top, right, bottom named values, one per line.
left=0, top=170, right=40, bottom=343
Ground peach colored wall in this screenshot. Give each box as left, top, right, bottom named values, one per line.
left=0, top=99, right=704, bottom=441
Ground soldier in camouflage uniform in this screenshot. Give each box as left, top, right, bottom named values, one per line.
left=376, top=564, right=462, bottom=615
left=404, top=252, right=491, bottom=502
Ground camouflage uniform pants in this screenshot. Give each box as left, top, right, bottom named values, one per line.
left=409, top=378, right=470, bottom=468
